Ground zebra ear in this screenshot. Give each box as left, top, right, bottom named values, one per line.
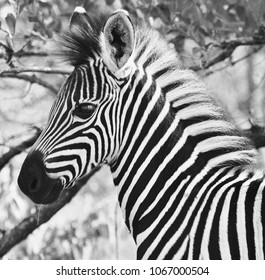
left=101, top=10, right=135, bottom=73
left=70, top=6, right=91, bottom=30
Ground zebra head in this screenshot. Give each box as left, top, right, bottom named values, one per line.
left=18, top=7, right=135, bottom=204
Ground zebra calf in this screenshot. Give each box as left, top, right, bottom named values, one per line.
left=18, top=7, right=265, bottom=259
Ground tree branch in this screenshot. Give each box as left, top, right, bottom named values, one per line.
left=219, top=36, right=265, bottom=49
left=0, top=73, right=58, bottom=94
left=201, top=46, right=263, bottom=77
left=0, top=166, right=101, bottom=258
left=0, top=129, right=41, bottom=172
left=0, top=50, right=51, bottom=60
left=14, top=50, right=51, bottom=58
left=191, top=36, right=265, bottom=71
left=0, top=67, right=71, bottom=75
left=243, top=126, right=265, bottom=149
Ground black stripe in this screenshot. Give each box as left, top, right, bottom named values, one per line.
left=135, top=43, right=148, bottom=63
left=152, top=67, right=172, bottom=80
left=143, top=53, right=157, bottom=69
left=208, top=186, right=232, bottom=259
left=262, top=186, right=265, bottom=255
left=227, top=178, right=241, bottom=259
left=161, top=81, right=184, bottom=95
left=245, top=179, right=260, bottom=259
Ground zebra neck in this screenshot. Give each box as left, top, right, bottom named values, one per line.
left=109, top=92, right=181, bottom=237
left=109, top=69, right=260, bottom=238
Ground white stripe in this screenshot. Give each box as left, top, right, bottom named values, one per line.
left=219, top=187, right=234, bottom=259
left=166, top=79, right=205, bottom=102
left=177, top=103, right=222, bottom=120
left=185, top=120, right=234, bottom=136
left=47, top=158, right=78, bottom=181
left=173, top=235, right=190, bottom=259
left=236, top=182, right=249, bottom=259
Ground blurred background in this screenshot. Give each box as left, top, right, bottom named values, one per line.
left=1, top=0, right=265, bottom=259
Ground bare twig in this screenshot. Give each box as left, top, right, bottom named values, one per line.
left=0, top=129, right=41, bottom=171
left=14, top=50, right=51, bottom=58
left=0, top=67, right=71, bottom=75
left=0, top=166, right=101, bottom=258
left=0, top=73, right=58, bottom=94
left=0, top=50, right=51, bottom=60
left=218, top=37, right=265, bottom=49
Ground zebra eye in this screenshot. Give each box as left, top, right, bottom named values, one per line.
left=74, top=103, right=97, bottom=119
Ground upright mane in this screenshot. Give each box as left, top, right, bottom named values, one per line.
left=58, top=11, right=110, bottom=65
left=58, top=9, right=259, bottom=168
left=132, top=22, right=259, bottom=168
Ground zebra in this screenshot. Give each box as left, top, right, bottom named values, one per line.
left=18, top=7, right=265, bottom=260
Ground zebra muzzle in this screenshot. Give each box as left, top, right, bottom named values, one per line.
left=17, top=150, right=63, bottom=205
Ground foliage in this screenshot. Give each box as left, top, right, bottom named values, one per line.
left=0, top=0, right=265, bottom=259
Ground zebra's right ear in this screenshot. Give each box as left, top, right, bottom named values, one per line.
left=100, top=10, right=135, bottom=75
left=70, top=6, right=91, bottom=30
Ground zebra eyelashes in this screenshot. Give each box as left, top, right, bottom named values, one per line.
left=73, top=102, right=97, bottom=119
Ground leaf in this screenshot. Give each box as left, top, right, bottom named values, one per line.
left=206, top=10, right=215, bottom=22
left=28, top=16, right=39, bottom=22
left=105, top=0, right=115, bottom=5
left=151, top=3, right=171, bottom=24
left=8, top=0, right=18, bottom=13
left=5, top=13, right=16, bottom=35
left=234, top=4, right=247, bottom=21
left=5, top=34, right=14, bottom=51
left=19, top=3, right=27, bottom=15
left=38, top=1, right=52, bottom=9
left=214, top=18, right=223, bottom=28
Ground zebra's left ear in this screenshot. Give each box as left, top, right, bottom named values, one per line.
left=100, top=10, right=135, bottom=74
left=70, top=6, right=91, bottom=30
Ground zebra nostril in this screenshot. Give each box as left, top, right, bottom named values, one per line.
left=28, top=177, right=41, bottom=193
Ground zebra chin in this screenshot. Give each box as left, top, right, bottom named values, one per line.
left=17, top=150, right=64, bottom=205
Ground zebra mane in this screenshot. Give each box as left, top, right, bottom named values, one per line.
left=133, top=24, right=260, bottom=168
left=58, top=11, right=110, bottom=66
